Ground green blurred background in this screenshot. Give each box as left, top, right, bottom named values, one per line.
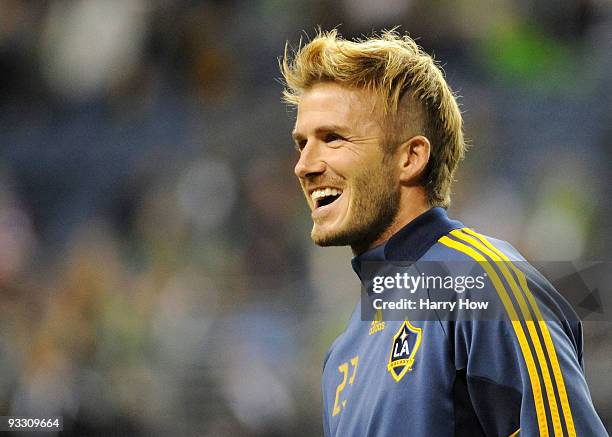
left=0, top=0, right=610, bottom=435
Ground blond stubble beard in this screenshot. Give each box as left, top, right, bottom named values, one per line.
left=312, top=160, right=400, bottom=253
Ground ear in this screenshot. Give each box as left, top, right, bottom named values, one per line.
left=396, top=135, right=431, bottom=185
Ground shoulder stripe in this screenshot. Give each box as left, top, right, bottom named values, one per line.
left=450, top=229, right=564, bottom=436
left=462, top=227, right=576, bottom=437
left=438, top=234, right=550, bottom=436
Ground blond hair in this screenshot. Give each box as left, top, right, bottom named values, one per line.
left=280, top=29, right=465, bottom=208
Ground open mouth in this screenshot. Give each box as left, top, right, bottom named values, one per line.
left=311, top=188, right=343, bottom=209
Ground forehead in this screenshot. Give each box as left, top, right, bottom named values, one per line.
left=294, top=82, right=381, bottom=133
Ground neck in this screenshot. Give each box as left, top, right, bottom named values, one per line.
left=351, top=192, right=430, bottom=256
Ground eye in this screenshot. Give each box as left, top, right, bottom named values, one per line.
left=325, top=133, right=345, bottom=143
left=294, top=140, right=307, bottom=152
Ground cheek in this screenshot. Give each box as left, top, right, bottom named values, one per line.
left=350, top=165, right=391, bottom=203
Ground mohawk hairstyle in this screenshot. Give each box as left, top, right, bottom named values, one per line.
left=280, top=29, right=466, bottom=208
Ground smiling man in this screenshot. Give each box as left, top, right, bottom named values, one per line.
left=281, top=30, right=607, bottom=436
left=292, top=81, right=409, bottom=254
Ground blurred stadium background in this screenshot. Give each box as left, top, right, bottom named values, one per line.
left=0, top=0, right=610, bottom=435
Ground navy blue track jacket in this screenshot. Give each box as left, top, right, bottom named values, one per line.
left=322, top=208, right=607, bottom=437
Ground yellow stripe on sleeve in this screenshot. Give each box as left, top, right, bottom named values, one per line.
left=438, top=235, right=549, bottom=437
left=450, top=229, right=563, bottom=437
left=462, top=227, right=576, bottom=437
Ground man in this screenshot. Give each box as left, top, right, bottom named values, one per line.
left=281, top=30, right=607, bottom=436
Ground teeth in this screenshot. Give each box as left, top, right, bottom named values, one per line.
left=310, top=187, right=343, bottom=203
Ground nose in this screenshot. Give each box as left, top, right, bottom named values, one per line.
left=294, top=140, right=326, bottom=179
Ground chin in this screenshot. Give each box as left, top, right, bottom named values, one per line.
left=311, top=230, right=337, bottom=247
left=311, top=223, right=364, bottom=248
left=311, top=226, right=347, bottom=247
left=311, top=216, right=396, bottom=251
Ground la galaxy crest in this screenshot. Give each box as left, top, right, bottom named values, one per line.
left=387, top=320, right=422, bottom=382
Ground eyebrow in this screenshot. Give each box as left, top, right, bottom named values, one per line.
left=292, top=124, right=351, bottom=142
